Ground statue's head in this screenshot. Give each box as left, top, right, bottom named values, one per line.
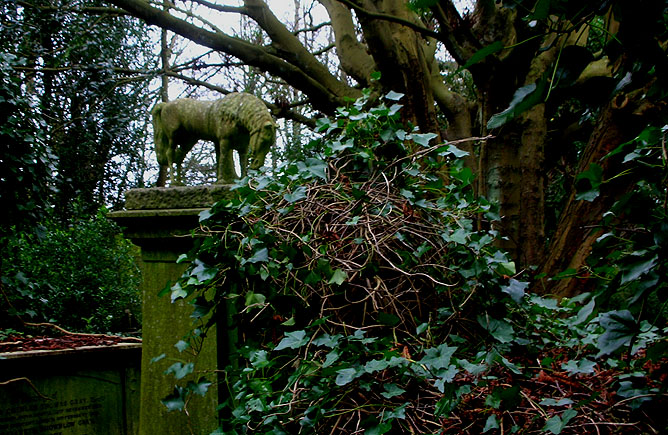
left=249, top=120, right=276, bottom=170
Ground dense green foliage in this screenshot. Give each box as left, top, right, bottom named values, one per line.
left=0, top=0, right=156, bottom=220
left=0, top=1, right=151, bottom=335
left=577, top=123, right=668, bottom=327
left=163, top=95, right=667, bottom=433
left=0, top=52, right=54, bottom=238
left=1, top=211, right=141, bottom=333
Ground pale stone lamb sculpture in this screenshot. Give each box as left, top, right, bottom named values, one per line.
left=152, top=93, right=276, bottom=186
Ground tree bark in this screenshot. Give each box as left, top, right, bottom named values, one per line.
left=538, top=89, right=658, bottom=297
left=319, top=0, right=376, bottom=86
left=357, top=0, right=440, bottom=137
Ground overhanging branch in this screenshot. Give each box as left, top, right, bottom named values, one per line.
left=107, top=0, right=350, bottom=113
left=335, top=0, right=441, bottom=41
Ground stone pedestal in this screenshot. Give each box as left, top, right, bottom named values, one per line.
left=109, top=186, right=232, bottom=435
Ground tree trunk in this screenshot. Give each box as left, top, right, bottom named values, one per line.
left=538, top=89, right=658, bottom=297
left=357, top=0, right=440, bottom=138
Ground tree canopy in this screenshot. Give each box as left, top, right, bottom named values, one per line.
left=1, top=0, right=157, bottom=223
left=105, top=0, right=668, bottom=297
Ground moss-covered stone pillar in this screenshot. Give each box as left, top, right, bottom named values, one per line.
left=109, top=186, right=232, bottom=435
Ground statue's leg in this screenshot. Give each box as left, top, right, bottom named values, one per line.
left=172, top=145, right=186, bottom=186
left=172, top=140, right=197, bottom=186
left=164, top=139, right=177, bottom=186
left=238, top=146, right=248, bottom=178
left=154, top=131, right=171, bottom=187
left=217, top=138, right=236, bottom=184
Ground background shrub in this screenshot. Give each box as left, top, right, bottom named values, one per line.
left=1, top=209, right=141, bottom=333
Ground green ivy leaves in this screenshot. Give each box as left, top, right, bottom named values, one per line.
left=274, top=330, right=309, bottom=351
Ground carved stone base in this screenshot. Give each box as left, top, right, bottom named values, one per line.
left=124, top=184, right=234, bottom=210
left=108, top=185, right=232, bottom=435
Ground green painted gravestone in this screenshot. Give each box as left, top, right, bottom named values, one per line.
left=0, top=343, right=141, bottom=435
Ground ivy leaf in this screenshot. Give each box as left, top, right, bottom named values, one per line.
left=419, top=344, right=457, bottom=371
left=198, top=209, right=212, bottom=222
left=459, top=41, right=504, bottom=71
left=170, top=282, right=188, bottom=302
left=485, top=385, right=521, bottom=410
left=245, top=291, right=266, bottom=307
left=365, top=422, right=392, bottom=435
left=246, top=247, right=269, bottom=264
left=383, top=403, right=407, bottom=420
left=487, top=80, right=546, bottom=129
left=161, top=387, right=186, bottom=411
left=281, top=316, right=296, bottom=326
left=186, top=378, right=212, bottom=396
left=165, top=362, right=194, bottom=380
left=381, top=383, right=406, bottom=399
left=365, top=359, right=391, bottom=373
left=482, top=415, right=500, bottom=433
left=458, top=358, right=487, bottom=376
left=440, top=144, right=470, bottom=158
left=384, top=90, right=404, bottom=101
left=388, top=103, right=403, bottom=116
left=150, top=353, right=166, bottom=363
left=571, top=297, right=596, bottom=326
left=174, top=340, right=189, bottom=353
left=412, top=132, right=438, bottom=147
left=496, top=261, right=516, bottom=276
left=250, top=349, right=271, bottom=368
left=501, top=279, right=528, bottom=303
left=283, top=186, right=307, bottom=203
left=446, top=228, right=469, bottom=244
left=529, top=295, right=559, bottom=310
left=478, top=316, right=515, bottom=343
left=540, top=398, right=574, bottom=407
left=561, top=358, right=597, bottom=375
left=330, top=139, right=354, bottom=153
left=617, top=381, right=654, bottom=409
left=275, top=330, right=309, bottom=351
left=433, top=365, right=459, bottom=392
left=322, top=350, right=340, bottom=368
left=581, top=168, right=607, bottom=200
left=328, top=269, right=348, bottom=285
left=190, top=296, right=213, bottom=319
left=451, top=166, right=475, bottom=186
left=302, top=157, right=328, bottom=180
left=378, top=312, right=400, bottom=326
left=313, top=333, right=342, bottom=348
left=543, top=409, right=577, bottom=434
left=597, top=310, right=638, bottom=356
left=575, top=163, right=603, bottom=201
left=335, top=367, right=360, bottom=386
left=621, top=254, right=658, bottom=285
left=190, top=259, right=217, bottom=282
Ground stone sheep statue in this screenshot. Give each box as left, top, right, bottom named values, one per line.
left=152, top=93, right=276, bottom=186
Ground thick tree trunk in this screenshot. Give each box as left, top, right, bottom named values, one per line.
left=358, top=0, right=440, bottom=138
left=538, top=91, right=657, bottom=297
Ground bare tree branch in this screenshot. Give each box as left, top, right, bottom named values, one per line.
left=189, top=0, right=244, bottom=14
left=429, top=1, right=481, bottom=65
left=319, top=0, right=376, bottom=86
left=242, top=0, right=355, bottom=101
left=17, top=0, right=129, bottom=15
left=335, top=0, right=441, bottom=40
left=107, top=0, right=356, bottom=113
